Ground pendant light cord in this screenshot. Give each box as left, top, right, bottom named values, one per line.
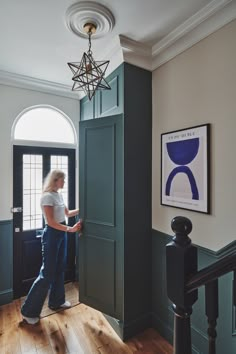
left=87, top=31, right=92, bottom=56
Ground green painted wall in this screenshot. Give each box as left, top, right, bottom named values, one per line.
left=152, top=229, right=236, bottom=354
left=0, top=220, right=13, bottom=305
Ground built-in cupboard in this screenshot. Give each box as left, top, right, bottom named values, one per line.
left=78, top=62, right=152, bottom=339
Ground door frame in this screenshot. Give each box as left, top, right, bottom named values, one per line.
left=13, top=145, right=76, bottom=298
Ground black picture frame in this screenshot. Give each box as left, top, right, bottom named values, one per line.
left=161, top=123, right=210, bottom=214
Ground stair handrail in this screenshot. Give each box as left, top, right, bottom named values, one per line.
left=186, top=252, right=236, bottom=293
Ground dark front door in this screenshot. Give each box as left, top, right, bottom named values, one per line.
left=79, top=114, right=123, bottom=321
left=13, top=145, right=76, bottom=298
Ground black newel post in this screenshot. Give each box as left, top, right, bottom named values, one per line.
left=166, top=216, right=198, bottom=354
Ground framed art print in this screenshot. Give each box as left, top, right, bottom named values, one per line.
left=161, top=124, right=210, bottom=213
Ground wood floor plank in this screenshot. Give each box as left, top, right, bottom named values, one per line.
left=76, top=305, right=133, bottom=354
left=52, top=311, right=85, bottom=353
left=0, top=324, right=22, bottom=354
left=126, top=329, right=173, bottom=354
left=2, top=302, right=19, bottom=326
left=18, top=324, right=41, bottom=353
left=19, top=320, right=51, bottom=351
left=36, top=345, right=54, bottom=354
left=42, top=317, right=69, bottom=354
left=63, top=305, right=101, bottom=353
left=0, top=305, right=4, bottom=334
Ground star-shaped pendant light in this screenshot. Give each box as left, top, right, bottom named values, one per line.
left=68, top=23, right=111, bottom=100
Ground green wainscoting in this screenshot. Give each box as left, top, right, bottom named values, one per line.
left=0, top=220, right=13, bottom=305
left=152, top=229, right=236, bottom=354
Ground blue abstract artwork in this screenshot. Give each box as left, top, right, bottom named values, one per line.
left=165, top=138, right=199, bottom=200
left=161, top=124, right=209, bottom=213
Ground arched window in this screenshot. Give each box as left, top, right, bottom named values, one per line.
left=13, top=106, right=76, bottom=144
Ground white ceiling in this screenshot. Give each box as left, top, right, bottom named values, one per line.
left=0, top=0, right=234, bottom=88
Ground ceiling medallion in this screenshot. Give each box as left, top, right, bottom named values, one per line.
left=65, top=1, right=115, bottom=39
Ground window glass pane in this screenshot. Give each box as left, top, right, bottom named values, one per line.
left=31, top=168, right=36, bottom=190
left=14, top=107, right=75, bottom=144
left=23, top=168, right=30, bottom=191
left=36, top=155, right=41, bottom=163
left=23, top=220, right=31, bottom=231
left=50, top=155, right=68, bottom=208
left=23, top=155, right=30, bottom=163
left=35, top=218, right=42, bottom=229
left=51, top=156, right=57, bottom=164
left=23, top=194, right=30, bottom=216
left=23, top=154, right=43, bottom=230
left=36, top=168, right=42, bottom=187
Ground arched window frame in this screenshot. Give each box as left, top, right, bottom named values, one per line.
left=11, top=104, right=77, bottom=148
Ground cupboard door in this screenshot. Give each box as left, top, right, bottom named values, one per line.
left=79, top=114, right=123, bottom=320
left=96, top=65, right=123, bottom=118
left=80, top=95, right=95, bottom=120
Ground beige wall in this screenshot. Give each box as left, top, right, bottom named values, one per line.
left=0, top=85, right=79, bottom=221
left=152, top=20, right=236, bottom=251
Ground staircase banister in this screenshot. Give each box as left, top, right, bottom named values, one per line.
left=186, top=252, right=236, bottom=294
left=167, top=216, right=236, bottom=354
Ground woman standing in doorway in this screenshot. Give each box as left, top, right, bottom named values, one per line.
left=21, top=169, right=81, bottom=324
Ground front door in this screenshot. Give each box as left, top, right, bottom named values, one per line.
left=79, top=114, right=123, bottom=321
left=13, top=145, right=76, bottom=298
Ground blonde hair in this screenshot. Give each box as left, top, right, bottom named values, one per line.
left=43, top=169, right=65, bottom=192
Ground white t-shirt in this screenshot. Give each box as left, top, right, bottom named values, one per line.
left=40, top=191, right=66, bottom=224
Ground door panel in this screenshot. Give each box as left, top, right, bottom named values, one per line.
left=86, top=125, right=115, bottom=225
left=79, top=114, right=123, bottom=320
left=13, top=146, right=76, bottom=298
left=85, top=236, right=115, bottom=310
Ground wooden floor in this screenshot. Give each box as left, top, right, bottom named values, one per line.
left=0, top=286, right=173, bottom=354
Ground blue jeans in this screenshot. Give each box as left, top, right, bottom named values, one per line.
left=21, top=225, right=67, bottom=317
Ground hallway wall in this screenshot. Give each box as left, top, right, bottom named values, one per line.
left=152, top=19, right=236, bottom=251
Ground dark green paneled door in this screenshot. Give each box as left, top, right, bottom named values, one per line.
left=79, top=114, right=123, bottom=320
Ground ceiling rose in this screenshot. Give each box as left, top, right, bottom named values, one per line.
left=65, top=1, right=115, bottom=39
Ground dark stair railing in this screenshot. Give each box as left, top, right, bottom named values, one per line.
left=166, top=216, right=236, bottom=354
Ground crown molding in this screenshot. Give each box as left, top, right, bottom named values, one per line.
left=105, top=0, right=235, bottom=73
left=152, top=0, right=232, bottom=57
left=98, top=34, right=153, bottom=74
left=119, top=35, right=152, bottom=71
left=0, top=70, right=80, bottom=99
left=152, top=0, right=235, bottom=70
left=97, top=35, right=124, bottom=77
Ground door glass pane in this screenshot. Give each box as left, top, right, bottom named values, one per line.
left=23, top=154, right=43, bottom=230
left=50, top=156, right=69, bottom=207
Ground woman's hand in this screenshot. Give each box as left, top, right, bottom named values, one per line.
left=67, top=220, right=82, bottom=233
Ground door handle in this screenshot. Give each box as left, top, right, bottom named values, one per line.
left=11, top=207, right=23, bottom=213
